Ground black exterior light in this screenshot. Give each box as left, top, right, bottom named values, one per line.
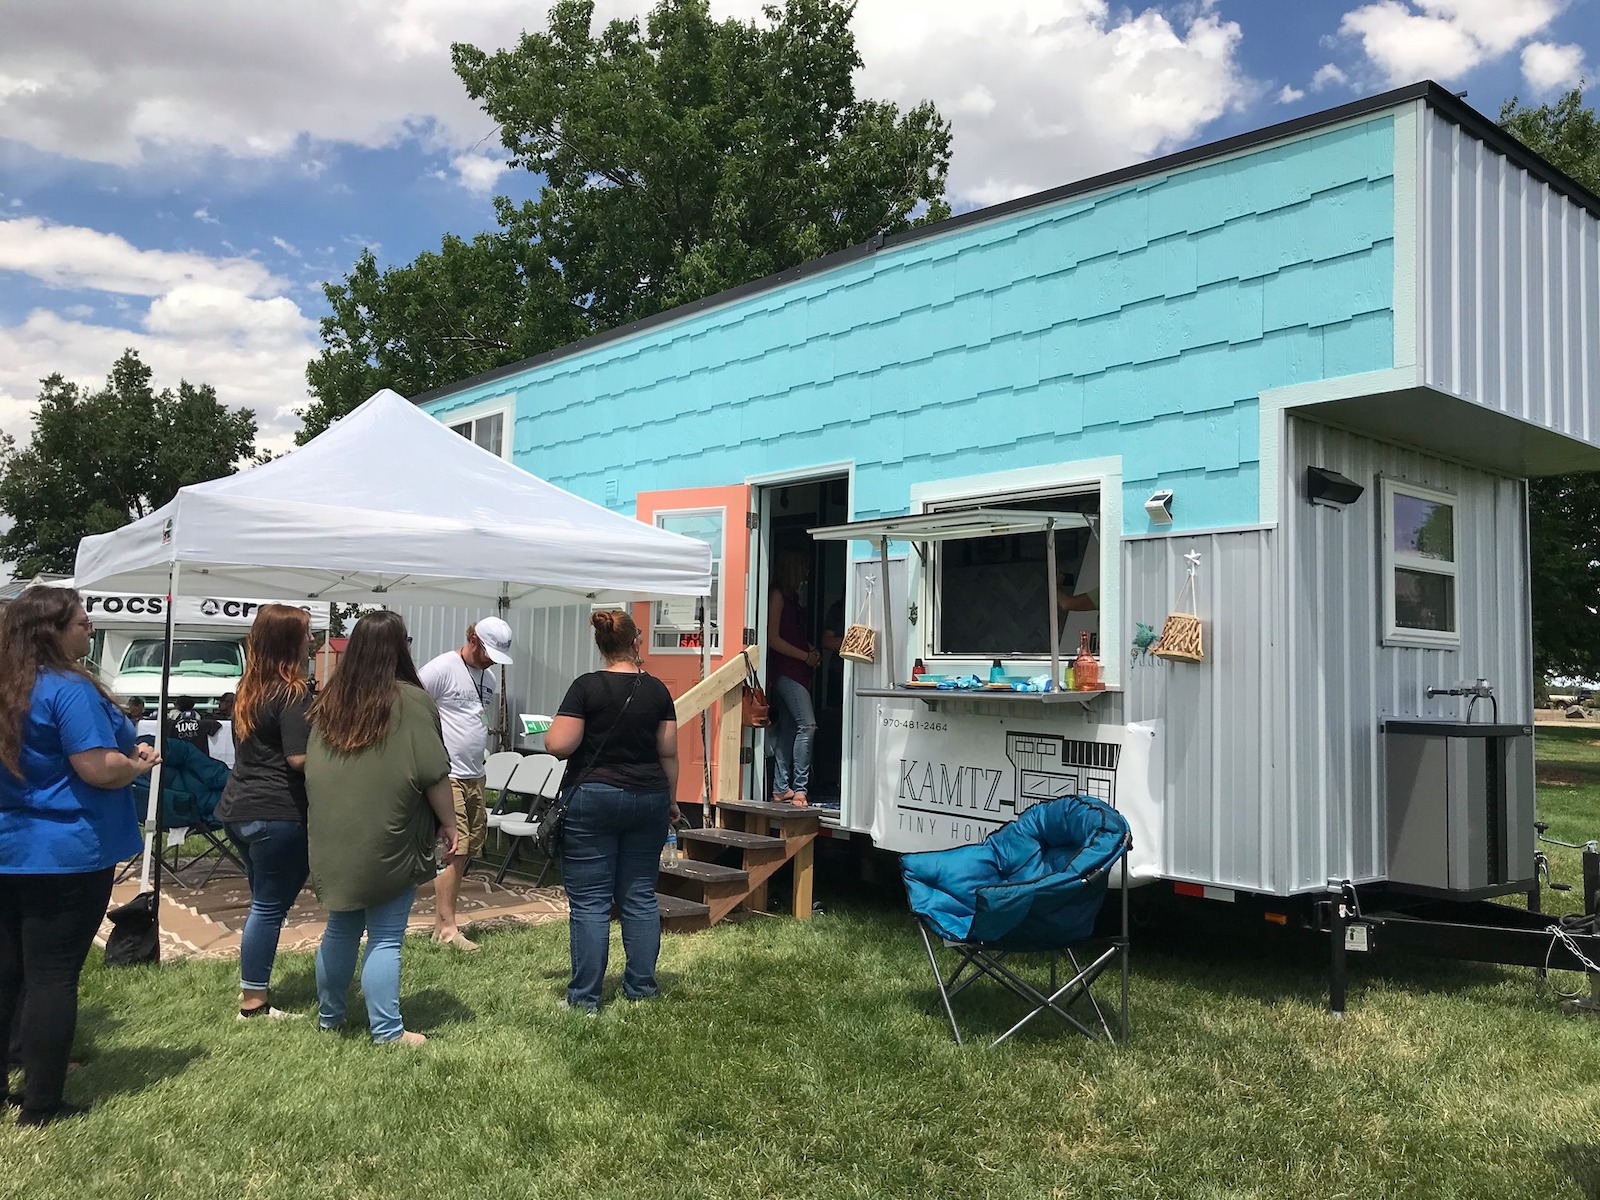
left=1306, top=466, right=1365, bottom=510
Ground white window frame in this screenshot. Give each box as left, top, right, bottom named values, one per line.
left=1381, top=478, right=1460, bottom=649
left=909, top=458, right=1123, bottom=688
left=650, top=507, right=724, bottom=656
left=444, top=395, right=514, bottom=460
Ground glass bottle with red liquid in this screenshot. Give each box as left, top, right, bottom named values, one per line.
left=1072, top=630, right=1103, bottom=691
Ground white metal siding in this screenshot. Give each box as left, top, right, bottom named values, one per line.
left=1123, top=532, right=1280, bottom=893
left=1282, top=418, right=1531, bottom=893
left=1420, top=109, right=1600, bottom=444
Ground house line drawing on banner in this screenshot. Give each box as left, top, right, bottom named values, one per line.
left=1005, top=733, right=1122, bottom=813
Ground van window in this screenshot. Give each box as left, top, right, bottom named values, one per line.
left=119, top=639, right=245, bottom=677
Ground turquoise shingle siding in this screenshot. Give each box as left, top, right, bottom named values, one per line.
left=425, top=117, right=1396, bottom=532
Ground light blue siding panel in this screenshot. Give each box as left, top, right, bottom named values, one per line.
left=425, top=116, right=1397, bottom=535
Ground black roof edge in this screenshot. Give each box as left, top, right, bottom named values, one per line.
left=411, top=80, right=1600, bottom=407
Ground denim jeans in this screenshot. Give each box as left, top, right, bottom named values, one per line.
left=315, top=888, right=417, bottom=1044
left=225, top=819, right=310, bottom=993
left=770, top=675, right=817, bottom=796
left=560, top=783, right=671, bottom=1010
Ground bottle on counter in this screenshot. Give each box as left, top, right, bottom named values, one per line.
left=912, top=657, right=927, bottom=681
left=989, top=658, right=1006, bottom=684
left=1073, top=631, right=1102, bottom=691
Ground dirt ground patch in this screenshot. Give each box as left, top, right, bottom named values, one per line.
left=1536, top=767, right=1600, bottom=787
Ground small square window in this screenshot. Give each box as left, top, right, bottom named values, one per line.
left=651, top=510, right=723, bottom=654
left=1381, top=479, right=1459, bottom=647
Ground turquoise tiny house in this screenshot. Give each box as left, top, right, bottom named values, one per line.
left=414, top=82, right=1600, bottom=905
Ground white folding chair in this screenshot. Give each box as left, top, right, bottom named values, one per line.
left=495, top=756, right=566, bottom=886
left=466, top=751, right=528, bottom=874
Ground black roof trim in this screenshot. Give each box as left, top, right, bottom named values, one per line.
left=412, top=80, right=1600, bottom=406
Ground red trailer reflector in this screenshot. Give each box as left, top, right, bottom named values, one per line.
left=1173, top=882, right=1204, bottom=898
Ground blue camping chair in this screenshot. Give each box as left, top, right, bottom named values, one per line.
left=902, top=794, right=1132, bottom=1046
left=132, top=736, right=240, bottom=888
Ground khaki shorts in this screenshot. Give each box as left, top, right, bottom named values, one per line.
left=451, top=776, right=487, bottom=857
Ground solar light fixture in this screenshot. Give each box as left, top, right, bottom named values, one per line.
left=1306, top=466, right=1364, bottom=510
left=1143, top=489, right=1174, bottom=524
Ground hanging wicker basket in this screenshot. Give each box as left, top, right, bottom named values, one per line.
left=1151, top=612, right=1204, bottom=662
left=1152, top=555, right=1205, bottom=663
left=838, top=573, right=878, bottom=664
left=840, top=623, right=877, bottom=664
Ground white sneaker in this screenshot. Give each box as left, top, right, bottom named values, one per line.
left=237, top=1006, right=301, bottom=1021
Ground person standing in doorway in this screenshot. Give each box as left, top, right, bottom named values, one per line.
left=418, top=617, right=514, bottom=951
left=767, top=549, right=820, bottom=806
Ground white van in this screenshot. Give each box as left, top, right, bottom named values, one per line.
left=84, top=593, right=331, bottom=713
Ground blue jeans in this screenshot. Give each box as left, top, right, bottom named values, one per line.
left=225, top=819, right=309, bottom=993
left=561, top=783, right=670, bottom=1010
left=770, top=675, right=817, bottom=796
left=315, top=888, right=417, bottom=1044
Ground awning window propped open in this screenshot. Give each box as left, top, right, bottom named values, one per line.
left=809, top=508, right=1095, bottom=544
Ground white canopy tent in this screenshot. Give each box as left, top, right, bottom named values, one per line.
left=74, top=388, right=712, bottom=606
left=73, top=387, right=713, bottom=895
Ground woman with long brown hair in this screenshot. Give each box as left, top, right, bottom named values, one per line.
left=0, top=586, right=158, bottom=1125
left=305, top=611, right=453, bottom=1045
left=545, top=609, right=679, bottom=1013
left=213, top=604, right=314, bottom=1020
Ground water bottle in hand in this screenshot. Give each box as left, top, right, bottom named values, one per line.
left=661, top=825, right=679, bottom=864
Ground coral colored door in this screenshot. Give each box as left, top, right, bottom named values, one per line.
left=635, top=485, right=752, bottom=811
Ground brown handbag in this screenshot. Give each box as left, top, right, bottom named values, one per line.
left=741, top=649, right=771, bottom=728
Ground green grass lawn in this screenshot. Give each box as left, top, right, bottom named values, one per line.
left=9, top=733, right=1600, bottom=1199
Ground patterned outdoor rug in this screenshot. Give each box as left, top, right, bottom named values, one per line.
left=99, top=861, right=567, bottom=961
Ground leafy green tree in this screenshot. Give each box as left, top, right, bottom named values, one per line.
left=1500, top=88, right=1600, bottom=678
left=299, top=0, right=951, bottom=440
left=0, top=350, right=258, bottom=578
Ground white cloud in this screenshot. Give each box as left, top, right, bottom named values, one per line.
left=271, top=235, right=301, bottom=257
left=0, top=219, right=316, bottom=450
left=450, top=151, right=507, bottom=195
left=192, top=205, right=218, bottom=224
left=1311, top=63, right=1351, bottom=90
left=0, top=1, right=1253, bottom=208
left=1277, top=85, right=1306, bottom=103
left=1521, top=41, right=1589, bottom=92
left=1338, top=0, right=1564, bottom=85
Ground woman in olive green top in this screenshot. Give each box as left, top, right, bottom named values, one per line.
left=305, top=612, right=455, bottom=1046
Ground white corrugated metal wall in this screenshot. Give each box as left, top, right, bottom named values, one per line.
left=1281, top=417, right=1531, bottom=894
left=1123, top=531, right=1279, bottom=893
left=1420, top=109, right=1600, bottom=443
left=392, top=602, right=601, bottom=752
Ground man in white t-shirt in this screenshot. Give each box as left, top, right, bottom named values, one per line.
left=418, top=616, right=514, bottom=951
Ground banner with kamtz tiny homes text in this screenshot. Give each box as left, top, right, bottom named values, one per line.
left=869, top=702, right=1163, bottom=881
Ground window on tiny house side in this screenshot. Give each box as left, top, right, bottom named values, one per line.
left=449, top=410, right=506, bottom=457
left=932, top=490, right=1101, bottom=658
left=651, top=510, right=723, bottom=654
left=1381, top=479, right=1459, bottom=647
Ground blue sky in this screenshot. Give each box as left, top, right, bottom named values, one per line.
left=0, top=0, right=1594, bottom=450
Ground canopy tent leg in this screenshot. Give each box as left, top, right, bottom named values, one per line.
left=700, top=596, right=713, bottom=825
left=137, top=560, right=180, bottom=897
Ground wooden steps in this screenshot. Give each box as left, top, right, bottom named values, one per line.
left=655, top=892, right=711, bottom=934
left=655, top=803, right=822, bottom=932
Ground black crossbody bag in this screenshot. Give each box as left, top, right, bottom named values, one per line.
left=534, top=670, right=643, bottom=857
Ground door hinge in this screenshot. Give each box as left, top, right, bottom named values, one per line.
left=746, top=511, right=759, bottom=530
left=739, top=747, right=754, bottom=764
left=743, top=627, right=757, bottom=646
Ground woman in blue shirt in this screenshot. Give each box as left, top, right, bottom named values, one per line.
left=0, top=586, right=159, bottom=1126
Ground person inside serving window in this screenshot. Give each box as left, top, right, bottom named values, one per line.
left=767, top=548, right=819, bottom=807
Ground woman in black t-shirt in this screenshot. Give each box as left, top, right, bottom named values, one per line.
left=545, top=610, right=679, bottom=1013
left=213, top=606, right=314, bottom=1020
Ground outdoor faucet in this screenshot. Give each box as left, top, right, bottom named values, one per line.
left=1426, top=678, right=1498, bottom=722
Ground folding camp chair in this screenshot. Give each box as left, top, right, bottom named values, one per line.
left=494, top=755, right=567, bottom=886
left=902, top=794, right=1132, bottom=1047
left=131, top=736, right=243, bottom=889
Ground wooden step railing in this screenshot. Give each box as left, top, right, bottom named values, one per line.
left=659, top=648, right=821, bottom=930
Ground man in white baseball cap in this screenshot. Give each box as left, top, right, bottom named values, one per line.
left=418, top=616, right=514, bottom=950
